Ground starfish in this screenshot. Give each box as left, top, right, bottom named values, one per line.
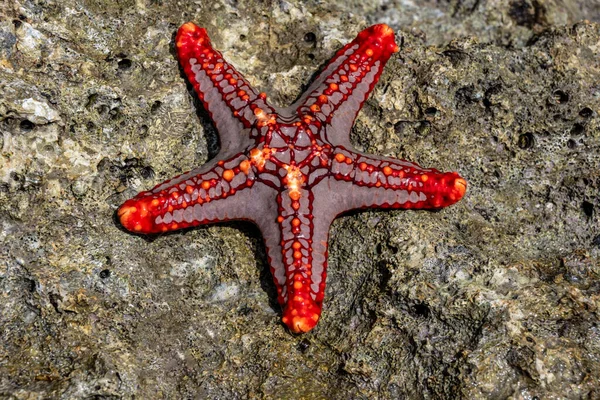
left=118, top=22, right=467, bottom=333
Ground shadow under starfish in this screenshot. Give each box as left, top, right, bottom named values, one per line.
left=118, top=22, right=467, bottom=333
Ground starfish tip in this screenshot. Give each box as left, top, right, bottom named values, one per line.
left=288, top=316, right=318, bottom=333
left=118, top=203, right=137, bottom=229
left=282, top=303, right=321, bottom=333
left=372, top=23, right=394, bottom=38
left=176, top=22, right=209, bottom=50
left=454, top=177, right=467, bottom=199
left=179, top=22, right=197, bottom=32
left=118, top=200, right=153, bottom=233
left=359, top=24, right=399, bottom=57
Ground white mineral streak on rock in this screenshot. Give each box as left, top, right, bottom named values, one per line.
left=15, top=22, right=46, bottom=59
left=20, top=98, right=61, bottom=124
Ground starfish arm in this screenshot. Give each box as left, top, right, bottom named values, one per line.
left=327, top=149, right=467, bottom=211
left=118, top=153, right=269, bottom=233
left=176, top=23, right=275, bottom=151
left=288, top=24, right=399, bottom=147
left=273, top=190, right=331, bottom=333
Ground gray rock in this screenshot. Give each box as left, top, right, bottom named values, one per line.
left=0, top=0, right=599, bottom=398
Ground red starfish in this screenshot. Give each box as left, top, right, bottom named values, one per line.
left=118, top=22, right=467, bottom=333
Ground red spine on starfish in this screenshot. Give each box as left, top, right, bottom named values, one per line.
left=118, top=22, right=467, bottom=333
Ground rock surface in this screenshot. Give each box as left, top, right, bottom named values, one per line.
left=1, top=0, right=599, bottom=398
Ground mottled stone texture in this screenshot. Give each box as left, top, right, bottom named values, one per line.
left=0, top=0, right=599, bottom=399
